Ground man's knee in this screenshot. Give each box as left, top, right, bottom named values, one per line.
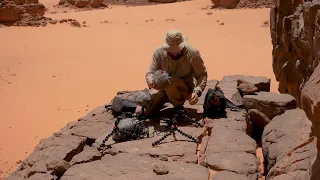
left=142, top=90, right=169, bottom=116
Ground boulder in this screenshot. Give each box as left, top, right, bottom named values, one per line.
left=262, top=109, right=312, bottom=176
left=236, top=75, right=271, bottom=92
left=238, top=82, right=259, bottom=95
left=217, top=75, right=271, bottom=106
left=243, top=92, right=297, bottom=120
left=153, top=162, right=169, bottom=175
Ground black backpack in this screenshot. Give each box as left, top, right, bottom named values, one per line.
left=203, top=87, right=243, bottom=118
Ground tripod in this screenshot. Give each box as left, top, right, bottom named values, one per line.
left=99, top=118, right=120, bottom=148
left=152, top=109, right=202, bottom=146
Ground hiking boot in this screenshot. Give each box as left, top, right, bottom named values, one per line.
left=173, top=105, right=185, bottom=113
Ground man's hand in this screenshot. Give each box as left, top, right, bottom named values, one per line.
left=188, top=92, right=198, bottom=105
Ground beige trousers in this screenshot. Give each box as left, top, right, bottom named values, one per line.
left=139, top=77, right=193, bottom=117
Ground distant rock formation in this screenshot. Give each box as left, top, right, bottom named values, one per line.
left=211, top=0, right=274, bottom=9
left=0, top=0, right=45, bottom=24
left=57, top=0, right=108, bottom=9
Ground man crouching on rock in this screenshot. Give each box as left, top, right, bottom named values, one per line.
left=135, top=29, right=208, bottom=118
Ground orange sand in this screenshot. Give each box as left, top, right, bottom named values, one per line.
left=0, top=0, right=275, bottom=178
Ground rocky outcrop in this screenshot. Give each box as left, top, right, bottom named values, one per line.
left=58, top=0, right=108, bottom=9
left=0, top=0, right=83, bottom=28
left=5, top=74, right=318, bottom=180
left=0, top=0, right=45, bottom=23
left=271, top=0, right=320, bottom=179
left=262, top=109, right=314, bottom=179
left=211, top=0, right=274, bottom=9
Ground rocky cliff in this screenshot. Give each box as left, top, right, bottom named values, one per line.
left=271, top=0, right=320, bottom=179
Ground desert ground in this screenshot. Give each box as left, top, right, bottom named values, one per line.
left=0, top=0, right=274, bottom=178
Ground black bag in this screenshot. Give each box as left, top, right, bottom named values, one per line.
left=203, top=87, right=243, bottom=118
left=203, top=87, right=227, bottom=118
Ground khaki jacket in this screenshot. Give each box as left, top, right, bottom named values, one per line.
left=146, top=44, right=208, bottom=94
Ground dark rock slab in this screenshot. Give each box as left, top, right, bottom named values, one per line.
left=243, top=92, right=297, bottom=120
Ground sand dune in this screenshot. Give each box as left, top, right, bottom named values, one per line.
left=0, top=0, right=274, bottom=178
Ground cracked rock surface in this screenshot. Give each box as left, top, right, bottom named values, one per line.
left=5, top=75, right=318, bottom=180
left=262, top=108, right=315, bottom=180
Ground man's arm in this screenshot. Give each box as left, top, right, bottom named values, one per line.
left=145, top=49, right=161, bottom=88
left=191, top=50, right=208, bottom=97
